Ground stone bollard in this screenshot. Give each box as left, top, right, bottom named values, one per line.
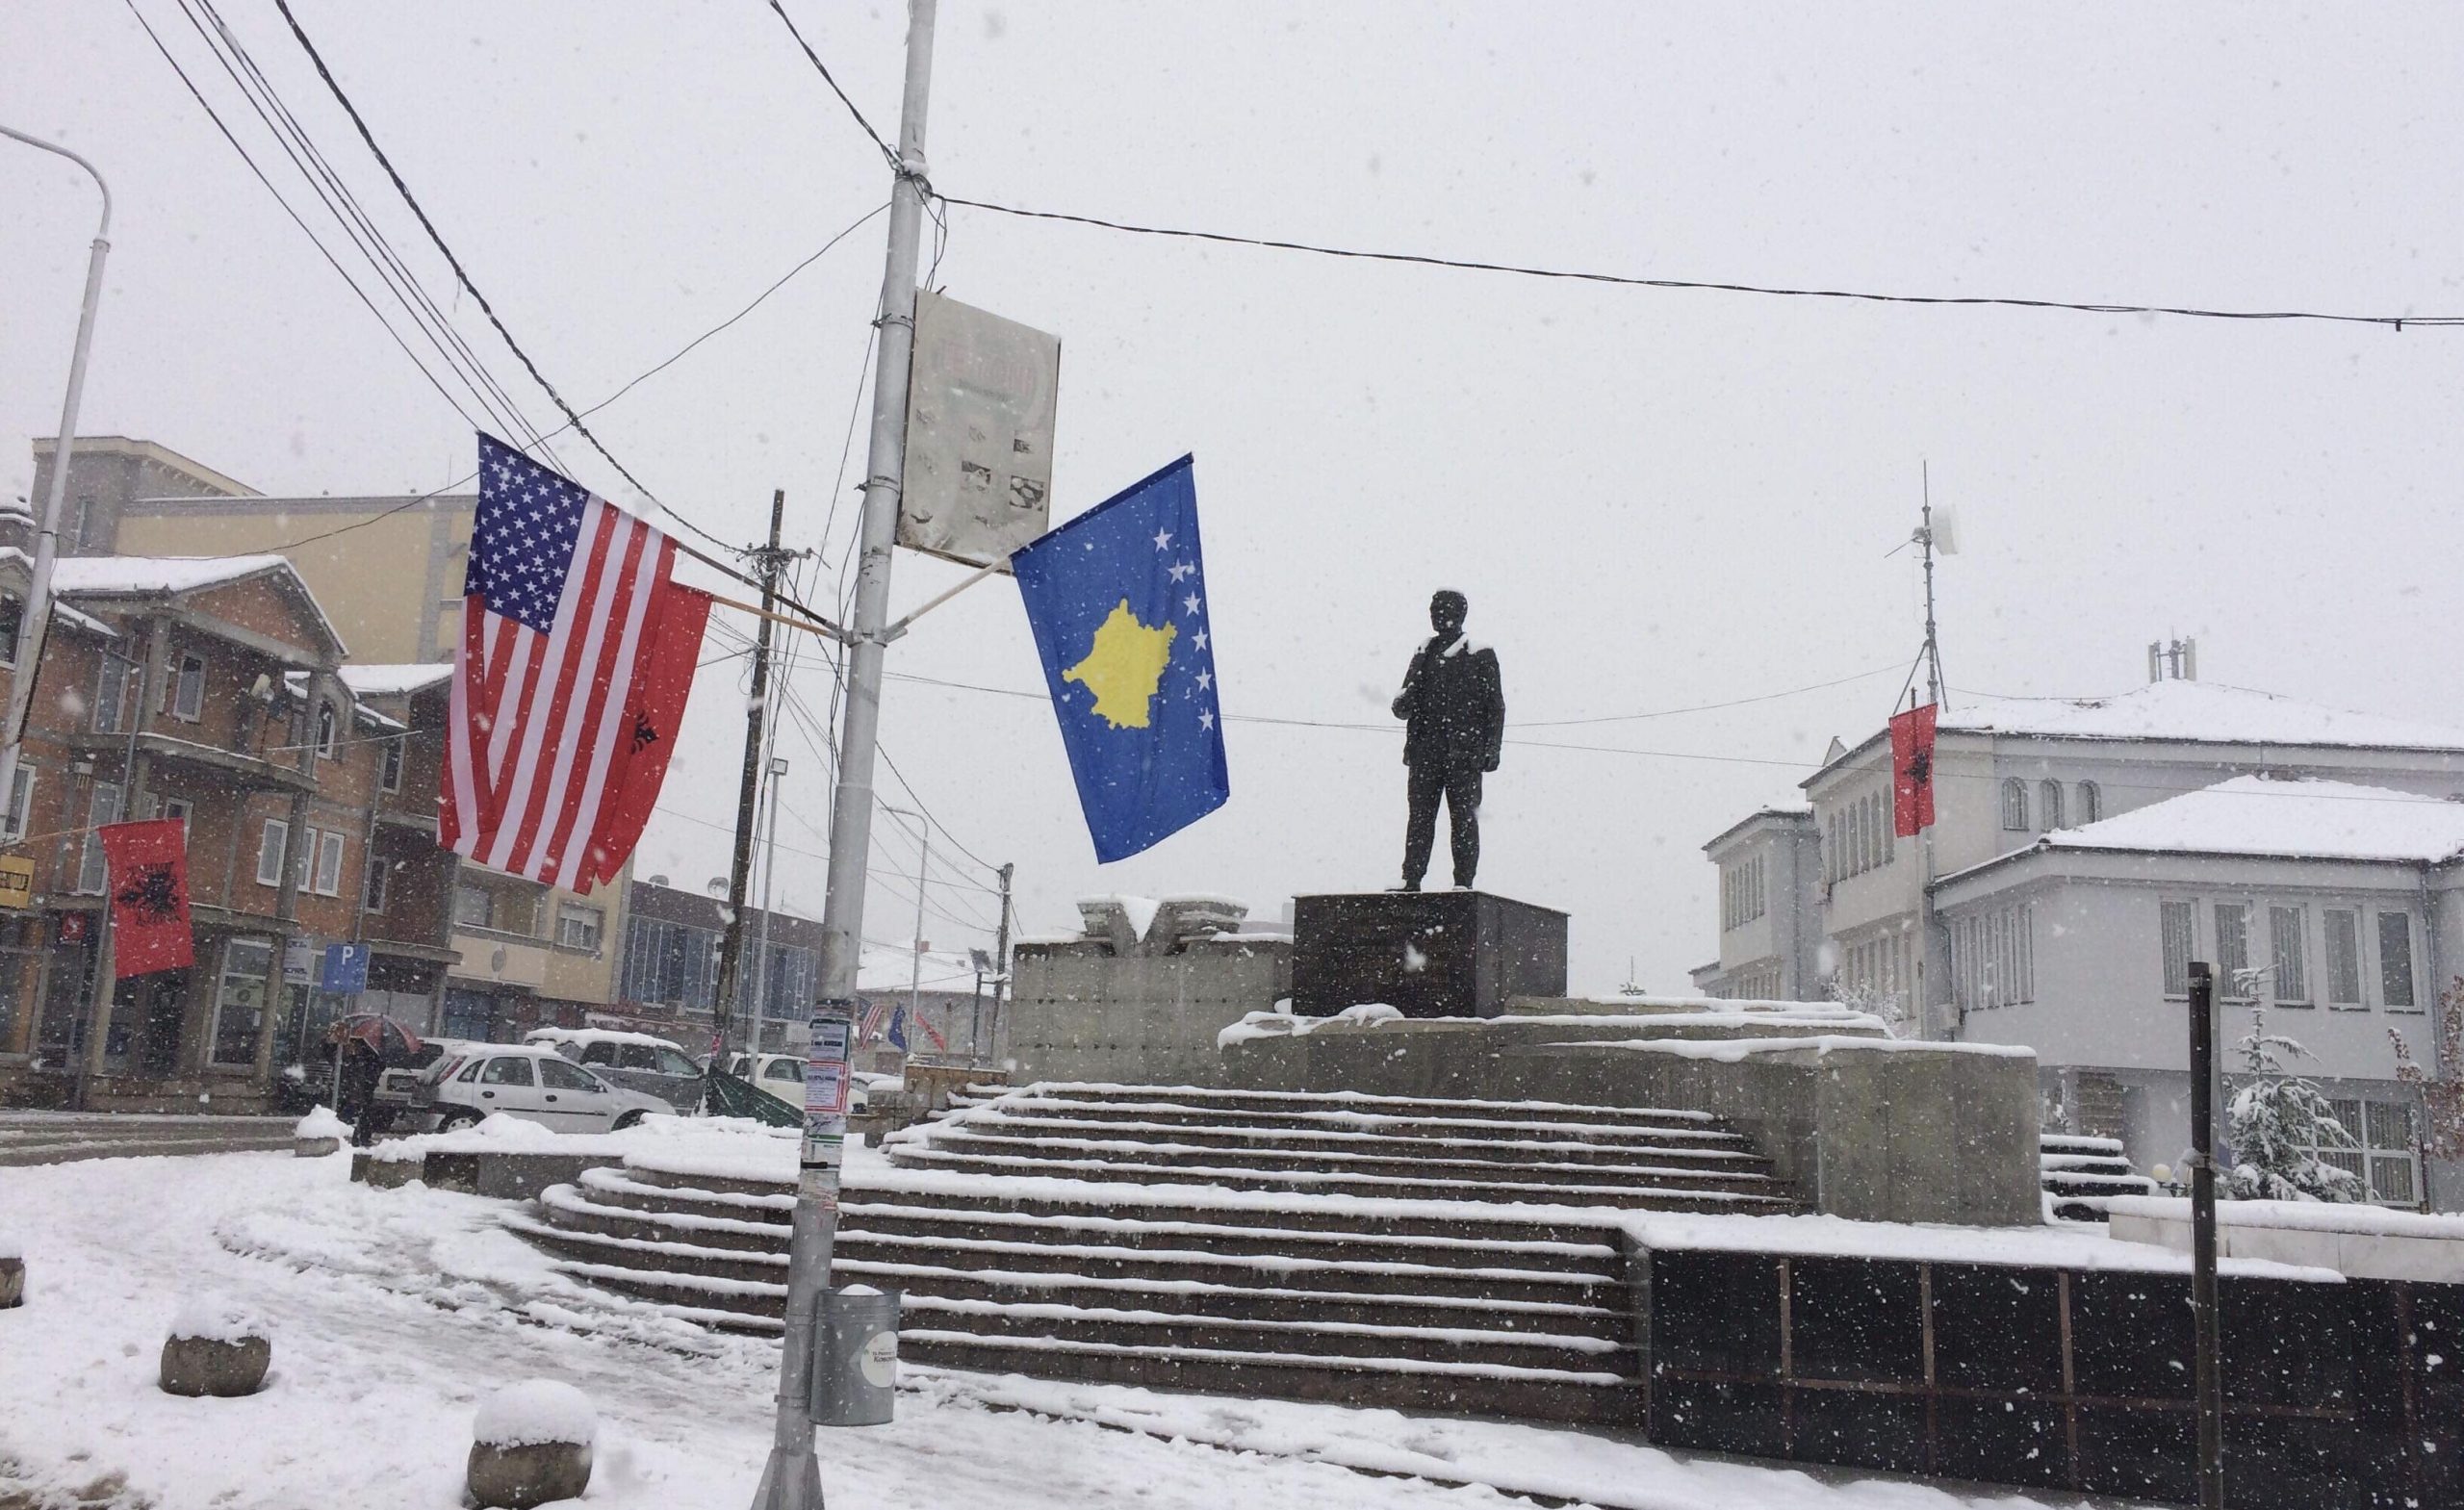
left=468, top=1380, right=596, bottom=1510
left=294, top=1106, right=348, bottom=1158
left=1, top=1237, right=22, bottom=1309
left=160, top=1300, right=271, bottom=1397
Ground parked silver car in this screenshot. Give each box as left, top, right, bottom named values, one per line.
left=423, top=1045, right=669, bottom=1133
left=526, top=1028, right=705, bottom=1113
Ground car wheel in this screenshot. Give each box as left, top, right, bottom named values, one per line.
left=611, top=1111, right=644, bottom=1131
left=436, top=1108, right=483, bottom=1132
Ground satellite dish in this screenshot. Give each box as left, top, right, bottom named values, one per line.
left=1931, top=507, right=1961, bottom=556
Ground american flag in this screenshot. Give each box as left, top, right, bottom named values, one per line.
left=444, top=436, right=711, bottom=891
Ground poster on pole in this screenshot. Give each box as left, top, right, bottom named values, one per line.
left=898, top=290, right=1060, bottom=571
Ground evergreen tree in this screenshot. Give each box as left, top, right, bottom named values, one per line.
left=2222, top=999, right=2362, bottom=1202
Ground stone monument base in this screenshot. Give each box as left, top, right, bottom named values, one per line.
left=1292, top=890, right=1566, bottom=1018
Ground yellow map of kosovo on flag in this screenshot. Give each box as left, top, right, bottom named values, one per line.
left=1064, top=601, right=1179, bottom=729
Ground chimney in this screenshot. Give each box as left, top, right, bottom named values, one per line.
left=2147, top=637, right=2197, bottom=682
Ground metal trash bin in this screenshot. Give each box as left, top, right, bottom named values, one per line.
left=808, top=1285, right=900, bottom=1427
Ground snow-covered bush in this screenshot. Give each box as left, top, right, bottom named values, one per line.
left=1824, top=976, right=1909, bottom=1037
left=2222, top=1003, right=2361, bottom=1203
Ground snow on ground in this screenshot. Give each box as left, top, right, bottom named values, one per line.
left=0, top=1149, right=2146, bottom=1509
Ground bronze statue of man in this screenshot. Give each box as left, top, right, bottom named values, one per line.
left=1390, top=589, right=1504, bottom=890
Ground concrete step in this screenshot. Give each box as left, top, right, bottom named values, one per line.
left=829, top=1229, right=1623, bottom=1306
left=837, top=1200, right=1624, bottom=1275
left=885, top=1144, right=1798, bottom=1212
left=908, top=1126, right=1776, bottom=1190
left=511, top=1212, right=789, bottom=1288
left=537, top=1183, right=787, bottom=1253
left=929, top=1109, right=1769, bottom=1167
left=947, top=1090, right=1735, bottom=1144
left=894, top=1330, right=1646, bottom=1428
left=893, top=1293, right=1635, bottom=1374
left=832, top=1179, right=1634, bottom=1247
left=2040, top=1134, right=2128, bottom=1157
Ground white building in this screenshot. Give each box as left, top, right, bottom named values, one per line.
left=1696, top=677, right=2464, bottom=1207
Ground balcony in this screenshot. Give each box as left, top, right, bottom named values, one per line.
left=64, top=729, right=314, bottom=794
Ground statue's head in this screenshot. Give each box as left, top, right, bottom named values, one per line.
left=1429, top=589, right=1468, bottom=635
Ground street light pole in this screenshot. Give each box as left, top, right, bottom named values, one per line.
left=2187, top=960, right=2225, bottom=1510
left=882, top=806, right=927, bottom=1043
left=0, top=124, right=113, bottom=820
left=749, top=3, right=937, bottom=1506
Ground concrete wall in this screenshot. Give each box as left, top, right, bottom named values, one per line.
left=1010, top=934, right=1290, bottom=1088
left=1222, top=1019, right=2043, bottom=1226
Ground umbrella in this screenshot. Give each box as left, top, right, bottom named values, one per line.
left=331, top=1012, right=424, bottom=1066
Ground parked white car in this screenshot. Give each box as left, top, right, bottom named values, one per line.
left=524, top=1027, right=705, bottom=1113
left=719, top=1053, right=878, bottom=1115
left=423, top=1044, right=668, bottom=1134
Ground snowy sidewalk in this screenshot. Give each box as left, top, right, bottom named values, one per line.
left=0, top=1150, right=2148, bottom=1509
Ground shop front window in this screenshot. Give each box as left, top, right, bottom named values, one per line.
left=211, top=938, right=273, bottom=1067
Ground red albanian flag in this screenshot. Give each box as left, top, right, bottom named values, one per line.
left=98, top=819, right=194, bottom=977
left=1889, top=703, right=1938, bottom=838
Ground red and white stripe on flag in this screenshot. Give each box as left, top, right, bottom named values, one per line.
left=443, top=444, right=709, bottom=893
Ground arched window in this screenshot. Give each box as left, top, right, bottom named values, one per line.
left=2077, top=781, right=2102, bottom=825
left=2040, top=780, right=2064, bottom=831
left=315, top=703, right=338, bottom=758
left=2001, top=778, right=2029, bottom=832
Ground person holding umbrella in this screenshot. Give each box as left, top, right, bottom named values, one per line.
left=325, top=1013, right=422, bottom=1147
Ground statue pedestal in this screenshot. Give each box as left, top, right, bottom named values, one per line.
left=1292, top=890, right=1567, bottom=1019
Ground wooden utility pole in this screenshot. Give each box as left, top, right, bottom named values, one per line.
left=712, top=490, right=788, bottom=1063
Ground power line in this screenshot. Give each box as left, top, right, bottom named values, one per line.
left=173, top=0, right=563, bottom=463
left=763, top=0, right=899, bottom=166
left=269, top=0, right=737, bottom=554
left=938, top=194, right=2464, bottom=332
left=122, top=0, right=488, bottom=434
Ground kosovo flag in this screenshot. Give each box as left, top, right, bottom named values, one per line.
left=1014, top=456, right=1228, bottom=861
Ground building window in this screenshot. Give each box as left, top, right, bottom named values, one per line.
left=2378, top=912, right=2418, bottom=1011
left=2323, top=909, right=2365, bottom=1008
left=160, top=796, right=191, bottom=830
left=92, top=654, right=131, bottom=733
left=2160, top=899, right=2195, bottom=997
left=363, top=857, right=389, bottom=915
left=2269, top=906, right=2309, bottom=1005
left=2039, top=780, right=2064, bottom=831
left=210, top=938, right=273, bottom=1067
left=2, top=761, right=35, bottom=842
left=379, top=736, right=405, bottom=793
left=2076, top=781, right=2102, bottom=825
left=1950, top=904, right=2035, bottom=1011
left=256, top=819, right=289, bottom=886
left=2320, top=1100, right=2421, bottom=1208
left=76, top=781, right=121, bottom=894
left=454, top=883, right=494, bottom=930
left=169, top=653, right=205, bottom=721
left=314, top=830, right=344, bottom=896
left=2214, top=903, right=2253, bottom=997
left=314, top=704, right=338, bottom=758
left=0, top=591, right=21, bottom=666
left=557, top=903, right=603, bottom=953
left=2001, top=779, right=2028, bottom=832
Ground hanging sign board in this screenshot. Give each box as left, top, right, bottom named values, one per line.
left=0, top=855, right=33, bottom=909
left=898, top=290, right=1060, bottom=571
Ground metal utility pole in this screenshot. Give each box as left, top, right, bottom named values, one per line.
left=0, top=125, right=112, bottom=818
left=713, top=490, right=788, bottom=1062
left=882, top=806, right=929, bottom=1037
left=747, top=753, right=788, bottom=1047
left=988, top=861, right=1013, bottom=1066
left=1916, top=463, right=1946, bottom=711
left=2187, top=960, right=2226, bottom=1510
left=751, top=3, right=936, bottom=1505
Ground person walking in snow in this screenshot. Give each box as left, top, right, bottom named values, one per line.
left=328, top=1026, right=385, bottom=1148
left=1391, top=589, right=1504, bottom=890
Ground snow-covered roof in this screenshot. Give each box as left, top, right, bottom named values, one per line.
left=1938, top=679, right=2464, bottom=754
left=2035, top=774, right=2464, bottom=865
left=342, top=663, right=452, bottom=698
left=3, top=549, right=350, bottom=658
left=43, top=551, right=294, bottom=596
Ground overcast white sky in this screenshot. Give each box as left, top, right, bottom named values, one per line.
left=5, top=3, right=2462, bottom=991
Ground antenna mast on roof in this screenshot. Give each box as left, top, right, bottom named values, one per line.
left=1912, top=463, right=1956, bottom=710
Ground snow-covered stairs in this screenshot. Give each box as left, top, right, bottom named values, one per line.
left=2040, top=1133, right=2159, bottom=1220
left=513, top=1083, right=1809, bottom=1425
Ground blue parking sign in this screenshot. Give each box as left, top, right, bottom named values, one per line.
left=321, top=941, right=370, bottom=994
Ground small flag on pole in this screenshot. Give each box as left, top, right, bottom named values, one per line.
left=444, top=436, right=713, bottom=891
left=1013, top=456, right=1227, bottom=861
left=1890, top=702, right=1938, bottom=837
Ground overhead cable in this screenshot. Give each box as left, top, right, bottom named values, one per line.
left=762, top=0, right=899, bottom=166
left=938, top=194, right=2464, bottom=332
